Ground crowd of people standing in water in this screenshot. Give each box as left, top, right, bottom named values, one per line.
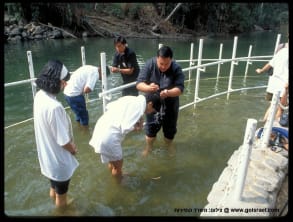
left=33, top=35, right=288, bottom=210
left=33, top=35, right=185, bottom=208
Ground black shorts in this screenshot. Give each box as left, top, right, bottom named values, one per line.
left=50, top=179, right=70, bottom=195
left=145, top=101, right=178, bottom=139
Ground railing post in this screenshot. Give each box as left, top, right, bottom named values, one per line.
left=81, top=46, right=86, bottom=66
left=273, top=34, right=281, bottom=54
left=193, top=39, right=204, bottom=109
left=81, top=46, right=89, bottom=103
left=244, top=45, right=252, bottom=79
left=261, top=91, right=280, bottom=148
left=188, top=42, right=194, bottom=81
left=216, top=43, right=223, bottom=80
left=227, top=36, right=238, bottom=100
left=26, top=51, right=37, bottom=98
left=100, top=52, right=108, bottom=113
left=234, top=118, right=257, bottom=201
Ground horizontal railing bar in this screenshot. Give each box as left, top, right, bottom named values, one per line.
left=4, top=85, right=267, bottom=130
left=4, top=55, right=272, bottom=88
left=179, top=85, right=267, bottom=110
left=4, top=78, right=37, bottom=87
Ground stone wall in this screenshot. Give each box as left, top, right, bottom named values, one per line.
left=200, top=121, right=288, bottom=217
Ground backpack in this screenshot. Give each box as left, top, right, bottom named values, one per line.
left=256, top=127, right=288, bottom=149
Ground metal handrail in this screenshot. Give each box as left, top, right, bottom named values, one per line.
left=4, top=34, right=281, bottom=130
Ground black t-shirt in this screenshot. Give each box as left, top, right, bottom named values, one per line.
left=112, top=47, right=140, bottom=83
left=137, top=57, right=185, bottom=109
left=137, top=57, right=185, bottom=92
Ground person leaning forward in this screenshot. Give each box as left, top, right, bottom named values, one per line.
left=89, top=93, right=161, bottom=183
left=136, top=45, right=185, bottom=156
left=64, top=65, right=102, bottom=128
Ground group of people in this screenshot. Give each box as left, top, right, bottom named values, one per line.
left=33, top=36, right=185, bottom=208
left=33, top=34, right=288, bottom=210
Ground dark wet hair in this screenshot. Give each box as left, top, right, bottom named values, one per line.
left=35, top=59, right=64, bottom=94
left=145, top=92, right=161, bottom=112
left=157, top=46, right=173, bottom=59
left=114, top=36, right=127, bottom=45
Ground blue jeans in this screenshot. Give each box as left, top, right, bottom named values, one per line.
left=64, top=94, right=89, bottom=126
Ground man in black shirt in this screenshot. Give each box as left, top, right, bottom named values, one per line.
left=136, top=46, right=185, bottom=156
left=111, top=36, right=140, bottom=96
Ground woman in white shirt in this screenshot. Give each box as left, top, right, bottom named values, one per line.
left=34, top=60, right=79, bottom=208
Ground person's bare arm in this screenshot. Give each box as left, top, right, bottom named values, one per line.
left=256, top=63, right=271, bottom=74
left=136, top=82, right=159, bottom=93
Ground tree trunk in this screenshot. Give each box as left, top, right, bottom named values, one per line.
left=38, top=22, right=78, bottom=38
left=152, top=3, right=182, bottom=32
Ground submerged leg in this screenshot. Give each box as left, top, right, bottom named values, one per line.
left=55, top=193, right=67, bottom=208
left=50, top=187, right=56, bottom=200
left=164, top=137, right=176, bottom=156
left=142, top=136, right=155, bottom=157
left=109, top=159, right=123, bottom=183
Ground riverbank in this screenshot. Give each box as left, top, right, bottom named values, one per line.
left=4, top=11, right=197, bottom=43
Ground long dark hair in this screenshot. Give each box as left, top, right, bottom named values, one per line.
left=35, top=60, right=63, bottom=94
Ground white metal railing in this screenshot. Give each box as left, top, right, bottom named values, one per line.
left=234, top=118, right=258, bottom=201
left=261, top=91, right=281, bottom=148
left=5, top=34, right=282, bottom=140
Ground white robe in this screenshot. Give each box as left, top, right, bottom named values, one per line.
left=34, top=90, right=79, bottom=181
left=89, top=95, right=146, bottom=163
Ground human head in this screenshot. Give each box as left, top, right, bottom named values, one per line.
left=156, top=46, right=173, bottom=73
left=145, top=92, right=161, bottom=114
left=35, top=59, right=70, bottom=94
left=114, top=36, right=127, bottom=54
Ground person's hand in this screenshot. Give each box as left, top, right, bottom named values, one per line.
left=111, top=67, right=120, bottom=73
left=133, top=118, right=144, bottom=131
left=255, top=68, right=262, bottom=74
left=134, top=123, right=142, bottom=131
left=160, top=89, right=169, bottom=99
left=70, top=143, right=78, bottom=155
left=149, top=83, right=159, bottom=92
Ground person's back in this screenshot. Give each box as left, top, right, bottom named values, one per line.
left=63, top=65, right=100, bottom=127
left=91, top=95, right=147, bottom=139
left=64, top=65, right=99, bottom=97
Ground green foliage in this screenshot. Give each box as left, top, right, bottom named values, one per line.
left=4, top=3, right=23, bottom=20
left=5, top=2, right=288, bottom=35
